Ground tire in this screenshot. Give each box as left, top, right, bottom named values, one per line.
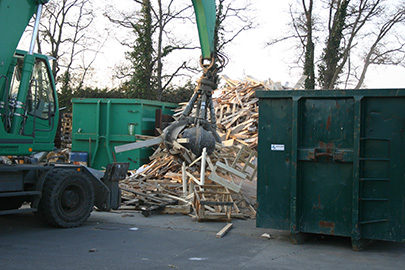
left=37, top=168, right=95, bottom=228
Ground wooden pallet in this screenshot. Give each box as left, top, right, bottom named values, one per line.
left=193, top=185, right=233, bottom=222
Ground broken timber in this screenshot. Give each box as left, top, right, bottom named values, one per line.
left=115, top=137, right=163, bottom=153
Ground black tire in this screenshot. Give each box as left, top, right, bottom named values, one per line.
left=37, top=168, right=95, bottom=228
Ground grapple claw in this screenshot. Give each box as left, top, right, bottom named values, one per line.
left=163, top=52, right=222, bottom=157
left=163, top=117, right=220, bottom=156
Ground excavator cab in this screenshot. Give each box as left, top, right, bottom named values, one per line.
left=0, top=51, right=58, bottom=157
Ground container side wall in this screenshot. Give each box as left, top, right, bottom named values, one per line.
left=298, top=98, right=355, bottom=237
left=71, top=99, right=177, bottom=170
left=359, top=97, right=405, bottom=242
left=257, top=98, right=292, bottom=229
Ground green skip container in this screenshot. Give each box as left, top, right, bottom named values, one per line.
left=71, top=98, right=178, bottom=170
left=256, top=89, right=405, bottom=250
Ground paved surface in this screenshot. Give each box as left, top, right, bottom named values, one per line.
left=1, top=210, right=404, bottom=270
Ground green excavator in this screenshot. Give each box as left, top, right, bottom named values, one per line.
left=0, top=0, right=220, bottom=226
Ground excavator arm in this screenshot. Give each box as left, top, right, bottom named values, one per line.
left=192, top=0, right=216, bottom=61
left=0, top=0, right=49, bottom=101
left=164, top=0, right=222, bottom=156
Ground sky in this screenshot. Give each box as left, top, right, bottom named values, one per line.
left=19, top=0, right=405, bottom=90
left=217, top=0, right=405, bottom=89
left=92, top=0, right=301, bottom=88
left=92, top=0, right=405, bottom=90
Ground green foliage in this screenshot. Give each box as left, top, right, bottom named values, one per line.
left=302, top=1, right=315, bottom=90
left=162, top=45, right=176, bottom=58
left=57, top=71, right=126, bottom=112
left=161, top=80, right=195, bottom=104
left=126, top=0, right=157, bottom=100
left=304, top=38, right=315, bottom=90
left=214, top=0, right=224, bottom=55
left=57, top=71, right=189, bottom=113
left=74, top=87, right=126, bottom=99
left=318, top=0, right=350, bottom=89
left=58, top=71, right=73, bottom=111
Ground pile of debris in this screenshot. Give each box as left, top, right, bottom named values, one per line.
left=119, top=76, right=295, bottom=221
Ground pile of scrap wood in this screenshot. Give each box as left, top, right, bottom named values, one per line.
left=119, top=76, right=295, bottom=220
left=120, top=141, right=257, bottom=219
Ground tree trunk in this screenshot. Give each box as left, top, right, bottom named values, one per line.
left=303, top=0, right=315, bottom=90
left=156, top=0, right=163, bottom=100
left=318, top=0, right=350, bottom=89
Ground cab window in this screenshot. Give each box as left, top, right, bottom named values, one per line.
left=27, top=59, right=55, bottom=119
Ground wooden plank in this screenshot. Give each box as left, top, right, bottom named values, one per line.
left=188, top=154, right=202, bottom=168
left=161, top=205, right=191, bottom=214
left=200, top=148, right=207, bottom=185
left=159, top=193, right=191, bottom=205
left=208, top=173, right=241, bottom=193
left=121, top=187, right=172, bottom=204
left=135, top=134, right=157, bottom=140
left=216, top=161, right=247, bottom=179
left=177, top=138, right=189, bottom=144
left=216, top=223, right=233, bottom=238
left=186, top=171, right=202, bottom=185
left=115, top=137, right=163, bottom=153
left=230, top=119, right=254, bottom=135
left=232, top=145, right=246, bottom=167
left=182, top=162, right=187, bottom=196
left=164, top=172, right=182, bottom=179
left=249, top=205, right=257, bottom=217
left=205, top=155, right=216, bottom=172
left=222, top=139, right=234, bottom=146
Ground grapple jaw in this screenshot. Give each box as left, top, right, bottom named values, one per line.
left=163, top=116, right=220, bottom=156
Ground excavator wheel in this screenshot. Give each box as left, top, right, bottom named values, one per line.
left=36, top=168, right=95, bottom=228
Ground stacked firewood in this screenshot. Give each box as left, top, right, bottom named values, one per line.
left=119, top=76, right=295, bottom=220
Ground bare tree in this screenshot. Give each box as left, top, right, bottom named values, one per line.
left=266, top=0, right=318, bottom=89
left=36, top=0, right=98, bottom=87
left=106, top=0, right=255, bottom=100
left=215, top=0, right=255, bottom=54
left=353, top=1, right=405, bottom=88
left=105, top=0, right=195, bottom=99
left=302, top=0, right=315, bottom=89
left=268, top=0, right=405, bottom=89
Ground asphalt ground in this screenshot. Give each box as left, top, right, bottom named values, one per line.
left=1, top=210, right=404, bottom=270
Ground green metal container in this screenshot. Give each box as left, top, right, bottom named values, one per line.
left=256, top=89, right=405, bottom=250
left=71, top=98, right=177, bottom=170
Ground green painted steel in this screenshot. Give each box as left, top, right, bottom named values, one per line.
left=0, top=0, right=39, bottom=82
left=192, top=0, right=216, bottom=60
left=0, top=49, right=59, bottom=156
left=71, top=98, right=178, bottom=170
left=256, top=89, right=405, bottom=248
left=0, top=0, right=57, bottom=156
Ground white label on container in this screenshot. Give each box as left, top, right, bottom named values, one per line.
left=271, top=144, right=285, bottom=151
